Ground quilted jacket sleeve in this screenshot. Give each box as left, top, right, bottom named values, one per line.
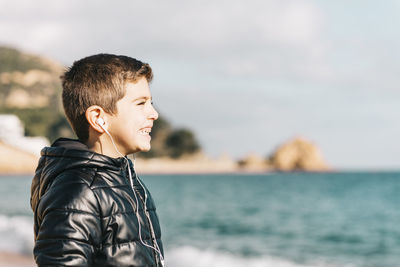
left=33, top=174, right=102, bottom=266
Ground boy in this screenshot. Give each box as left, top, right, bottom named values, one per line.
left=30, top=54, right=164, bottom=266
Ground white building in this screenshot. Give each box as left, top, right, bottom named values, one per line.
left=0, top=114, right=49, bottom=156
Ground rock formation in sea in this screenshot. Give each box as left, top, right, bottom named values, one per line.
left=268, top=136, right=329, bottom=171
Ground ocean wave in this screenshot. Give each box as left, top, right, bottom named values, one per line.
left=164, top=246, right=362, bottom=267
left=0, top=214, right=358, bottom=266
left=0, top=214, right=34, bottom=255
left=166, top=246, right=311, bottom=267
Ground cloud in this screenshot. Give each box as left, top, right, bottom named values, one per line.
left=1, top=0, right=400, bottom=168
left=0, top=1, right=326, bottom=68
left=0, top=0, right=397, bottom=90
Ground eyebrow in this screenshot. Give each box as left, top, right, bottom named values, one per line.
left=133, top=96, right=152, bottom=101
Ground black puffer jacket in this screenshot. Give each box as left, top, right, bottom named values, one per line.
left=30, top=138, right=164, bottom=266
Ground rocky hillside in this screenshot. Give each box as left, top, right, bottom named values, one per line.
left=0, top=46, right=73, bottom=141
left=0, top=46, right=64, bottom=110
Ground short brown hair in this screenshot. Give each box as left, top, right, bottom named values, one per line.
left=61, top=54, right=153, bottom=142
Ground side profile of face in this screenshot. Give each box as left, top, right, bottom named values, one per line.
left=106, top=77, right=158, bottom=155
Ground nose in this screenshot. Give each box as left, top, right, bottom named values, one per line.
left=149, top=105, right=159, bottom=120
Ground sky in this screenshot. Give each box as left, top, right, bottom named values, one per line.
left=0, top=0, right=399, bottom=169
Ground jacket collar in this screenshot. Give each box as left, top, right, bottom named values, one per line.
left=41, top=138, right=129, bottom=171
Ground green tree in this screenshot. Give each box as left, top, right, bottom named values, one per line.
left=165, top=128, right=200, bottom=158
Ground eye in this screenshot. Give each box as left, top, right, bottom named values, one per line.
left=137, top=101, right=146, bottom=105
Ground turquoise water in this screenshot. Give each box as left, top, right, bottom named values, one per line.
left=1, top=172, right=400, bottom=266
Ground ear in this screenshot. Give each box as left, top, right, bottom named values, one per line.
left=85, top=105, right=107, bottom=133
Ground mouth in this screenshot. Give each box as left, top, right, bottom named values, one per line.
left=139, top=127, right=152, bottom=136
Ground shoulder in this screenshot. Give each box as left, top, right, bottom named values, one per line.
left=37, top=168, right=101, bottom=218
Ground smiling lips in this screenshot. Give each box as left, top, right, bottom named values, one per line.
left=139, top=127, right=152, bottom=138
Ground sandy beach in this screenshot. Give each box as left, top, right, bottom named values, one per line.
left=0, top=252, right=35, bottom=267
left=0, top=141, right=260, bottom=175
left=0, top=142, right=40, bottom=175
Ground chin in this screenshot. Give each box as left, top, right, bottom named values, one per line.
left=143, top=147, right=151, bottom=152
left=138, top=145, right=151, bottom=152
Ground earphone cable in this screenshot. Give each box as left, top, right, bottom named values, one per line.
left=101, top=127, right=164, bottom=266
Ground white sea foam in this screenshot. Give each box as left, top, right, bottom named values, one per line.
left=165, top=246, right=307, bottom=267
left=0, top=214, right=34, bottom=255
left=0, top=214, right=357, bottom=266
left=164, top=246, right=359, bottom=267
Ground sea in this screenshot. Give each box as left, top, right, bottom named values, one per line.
left=1, top=172, right=400, bottom=267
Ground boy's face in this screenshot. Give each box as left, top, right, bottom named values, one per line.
left=107, top=77, right=158, bottom=155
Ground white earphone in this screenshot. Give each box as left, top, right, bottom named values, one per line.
left=97, top=118, right=105, bottom=127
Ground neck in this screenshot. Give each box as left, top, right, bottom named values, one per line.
left=85, top=134, right=125, bottom=158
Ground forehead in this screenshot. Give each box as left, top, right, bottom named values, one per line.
left=124, top=77, right=151, bottom=98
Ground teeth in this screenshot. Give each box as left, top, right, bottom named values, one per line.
left=140, top=128, right=151, bottom=134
